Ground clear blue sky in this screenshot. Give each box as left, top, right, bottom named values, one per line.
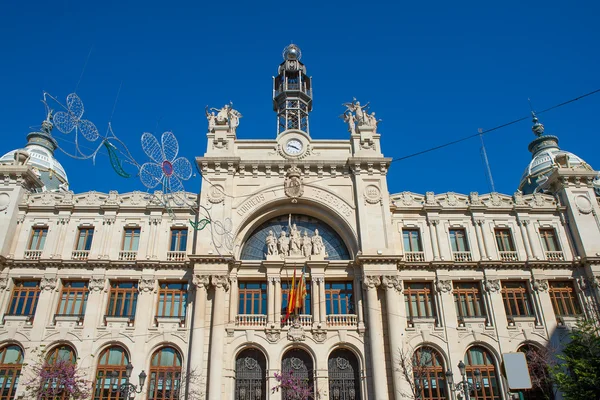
left=1, top=0, right=598, bottom=196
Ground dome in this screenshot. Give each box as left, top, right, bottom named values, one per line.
left=282, top=44, right=302, bottom=61
left=0, top=116, right=69, bottom=192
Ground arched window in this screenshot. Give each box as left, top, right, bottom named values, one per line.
left=412, top=347, right=447, bottom=400
left=93, top=346, right=129, bottom=400
left=328, top=349, right=361, bottom=400
left=147, top=347, right=182, bottom=400
left=235, top=348, right=267, bottom=400
left=464, top=347, right=500, bottom=400
left=281, top=348, right=313, bottom=399
left=40, top=345, right=78, bottom=400
left=518, top=344, right=554, bottom=400
left=0, top=345, right=23, bottom=400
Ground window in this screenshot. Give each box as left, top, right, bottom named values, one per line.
left=235, top=349, right=267, bottom=400
left=403, top=229, right=422, bottom=252
left=238, top=282, right=267, bottom=315
left=148, top=347, right=183, bottom=400
left=539, top=228, right=560, bottom=252
left=29, top=226, right=48, bottom=250
left=169, top=229, right=187, bottom=252
left=404, top=282, right=436, bottom=322
left=0, top=345, right=23, bottom=400
left=75, top=227, right=94, bottom=251
left=106, top=282, right=138, bottom=320
left=518, top=345, right=554, bottom=400
left=413, top=347, right=447, bottom=400
left=501, top=281, right=533, bottom=320
left=282, top=280, right=311, bottom=314
left=46, top=345, right=76, bottom=365
left=122, top=227, right=140, bottom=251
left=93, top=346, right=128, bottom=400
left=449, top=229, right=469, bottom=252
left=549, top=281, right=582, bottom=317
left=464, top=347, right=500, bottom=400
left=494, top=229, right=515, bottom=252
left=157, top=282, right=188, bottom=321
left=42, top=345, right=77, bottom=400
left=7, top=280, right=40, bottom=318
left=56, top=281, right=88, bottom=319
left=325, top=282, right=355, bottom=315
left=453, top=282, right=486, bottom=321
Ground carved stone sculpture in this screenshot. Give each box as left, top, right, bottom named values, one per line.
left=312, top=229, right=325, bottom=256
left=301, top=231, right=312, bottom=257
left=278, top=231, right=290, bottom=256
left=266, top=230, right=278, bottom=255
left=208, top=103, right=242, bottom=128
left=342, top=98, right=370, bottom=125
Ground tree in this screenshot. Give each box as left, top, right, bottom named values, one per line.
left=519, top=344, right=557, bottom=400
left=180, top=367, right=205, bottom=400
left=551, top=319, right=600, bottom=399
left=271, top=370, right=314, bottom=400
left=397, top=345, right=442, bottom=399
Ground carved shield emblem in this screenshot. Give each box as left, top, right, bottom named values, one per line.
left=284, top=166, right=303, bottom=202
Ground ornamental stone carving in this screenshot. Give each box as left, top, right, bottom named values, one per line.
left=425, top=191, right=436, bottom=206
left=139, top=278, right=156, bottom=293
left=364, top=185, right=382, bottom=205
left=89, top=278, right=106, bottom=292
left=363, top=275, right=381, bottom=290
left=193, top=275, right=211, bottom=289
left=532, top=279, right=549, bottom=292
left=313, top=329, right=327, bottom=343
left=287, top=319, right=305, bottom=342
left=382, top=275, right=403, bottom=293
left=265, top=329, right=281, bottom=343
left=268, top=218, right=327, bottom=259
left=0, top=277, right=8, bottom=291
left=469, top=192, right=482, bottom=206
left=212, top=275, right=230, bottom=291
left=483, top=279, right=501, bottom=293
left=435, top=279, right=452, bottom=293
left=207, top=184, right=225, bottom=204
left=40, top=277, right=57, bottom=291
left=284, top=166, right=303, bottom=203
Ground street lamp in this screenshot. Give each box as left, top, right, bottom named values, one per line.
left=445, top=361, right=482, bottom=400
left=110, top=363, right=147, bottom=399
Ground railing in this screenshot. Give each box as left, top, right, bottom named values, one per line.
left=546, top=251, right=565, bottom=261
left=326, top=314, right=358, bottom=327
left=405, top=251, right=425, bottom=262
left=499, top=251, right=519, bottom=261
left=235, top=314, right=267, bottom=327
left=166, top=251, right=187, bottom=261
left=282, top=314, right=313, bottom=327
left=453, top=251, right=473, bottom=262
left=24, top=250, right=42, bottom=260
left=118, top=251, right=137, bottom=261
left=71, top=250, right=90, bottom=260
left=53, top=314, right=85, bottom=325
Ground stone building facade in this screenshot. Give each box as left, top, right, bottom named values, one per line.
left=0, top=45, right=599, bottom=400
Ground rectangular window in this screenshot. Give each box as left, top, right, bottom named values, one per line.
left=7, top=280, right=41, bottom=318
left=170, top=228, right=188, bottom=252
left=106, top=281, right=138, bottom=319
left=29, top=227, right=48, bottom=250
left=75, top=227, right=94, bottom=251
left=404, top=282, right=436, bottom=321
left=403, top=229, right=422, bottom=252
left=282, top=281, right=311, bottom=314
left=449, top=229, right=469, bottom=252
left=238, top=282, right=268, bottom=315
left=157, top=282, right=188, bottom=319
left=494, top=229, right=515, bottom=252
left=325, top=282, right=355, bottom=315
left=501, top=281, right=533, bottom=320
left=122, top=227, right=140, bottom=251
left=453, top=282, right=486, bottom=320
left=540, top=228, right=561, bottom=252
left=549, top=281, right=582, bottom=317
left=56, top=281, right=89, bottom=317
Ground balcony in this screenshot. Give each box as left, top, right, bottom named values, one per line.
left=282, top=314, right=313, bottom=327
left=453, top=251, right=473, bottom=262
left=499, top=251, right=519, bottom=262
left=155, top=315, right=186, bottom=329
left=104, top=314, right=135, bottom=328
left=167, top=251, right=187, bottom=261
left=118, top=251, right=137, bottom=261
left=545, top=251, right=565, bottom=261
left=326, top=314, right=358, bottom=327
left=71, top=250, right=90, bottom=260
left=54, top=314, right=84, bottom=326
left=405, top=251, right=425, bottom=262
left=235, top=314, right=267, bottom=327
left=24, top=250, right=42, bottom=260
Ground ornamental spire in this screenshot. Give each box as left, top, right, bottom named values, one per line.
left=531, top=111, right=545, bottom=137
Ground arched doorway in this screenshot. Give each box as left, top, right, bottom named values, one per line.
left=147, top=346, right=183, bottom=400
left=281, top=348, right=314, bottom=399
left=412, top=346, right=447, bottom=400
left=0, top=344, right=23, bottom=400
left=518, top=344, right=554, bottom=400
left=93, top=346, right=129, bottom=400
left=235, top=348, right=266, bottom=400
left=41, top=344, right=78, bottom=400
left=464, top=346, right=500, bottom=400
left=328, top=349, right=361, bottom=400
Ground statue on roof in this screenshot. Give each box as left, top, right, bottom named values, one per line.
left=342, top=98, right=370, bottom=125
left=208, top=102, right=243, bottom=129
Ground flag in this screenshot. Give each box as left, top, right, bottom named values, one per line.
left=295, top=266, right=307, bottom=314
left=283, top=266, right=297, bottom=323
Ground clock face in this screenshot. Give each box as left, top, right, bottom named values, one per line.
left=285, top=139, right=303, bottom=155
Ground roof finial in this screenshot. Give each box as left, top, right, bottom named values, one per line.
left=531, top=111, right=545, bottom=137
left=41, top=109, right=54, bottom=134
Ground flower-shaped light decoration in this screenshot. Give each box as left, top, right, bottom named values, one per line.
left=52, top=93, right=99, bottom=141
left=139, top=132, right=193, bottom=203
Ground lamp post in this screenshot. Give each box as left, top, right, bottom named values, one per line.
left=110, top=363, right=147, bottom=399
left=445, top=361, right=482, bottom=400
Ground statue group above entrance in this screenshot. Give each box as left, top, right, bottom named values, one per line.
left=265, top=215, right=327, bottom=260
left=341, top=98, right=381, bottom=133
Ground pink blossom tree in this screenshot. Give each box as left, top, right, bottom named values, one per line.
left=271, top=370, right=314, bottom=400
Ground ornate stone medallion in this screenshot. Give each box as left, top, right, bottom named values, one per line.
left=284, top=166, right=303, bottom=202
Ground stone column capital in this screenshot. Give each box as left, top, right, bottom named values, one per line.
left=138, top=278, right=156, bottom=294
left=212, top=275, right=230, bottom=291
left=192, top=274, right=210, bottom=289
left=362, top=275, right=381, bottom=290
left=40, top=276, right=57, bottom=292
left=532, top=278, right=549, bottom=293
left=427, top=218, right=440, bottom=226
left=382, top=275, right=403, bottom=293
left=483, top=279, right=500, bottom=293
left=435, top=279, right=452, bottom=293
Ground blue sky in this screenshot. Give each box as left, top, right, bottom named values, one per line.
left=1, top=0, right=598, bottom=196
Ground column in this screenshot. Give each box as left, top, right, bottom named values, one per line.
left=517, top=218, right=532, bottom=259
left=479, top=221, right=493, bottom=260
left=228, top=276, right=238, bottom=324
left=189, top=275, right=209, bottom=381
left=319, top=277, right=327, bottom=326
left=434, top=221, right=445, bottom=260
left=382, top=276, right=404, bottom=399
left=353, top=274, right=365, bottom=330
left=311, top=276, right=321, bottom=327
left=208, top=275, right=229, bottom=400
left=427, top=218, right=440, bottom=260
left=267, top=277, right=275, bottom=325
left=524, top=220, right=541, bottom=259
left=473, top=218, right=486, bottom=260
left=274, top=278, right=282, bottom=325
left=363, top=275, right=388, bottom=400
left=32, top=275, right=58, bottom=337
